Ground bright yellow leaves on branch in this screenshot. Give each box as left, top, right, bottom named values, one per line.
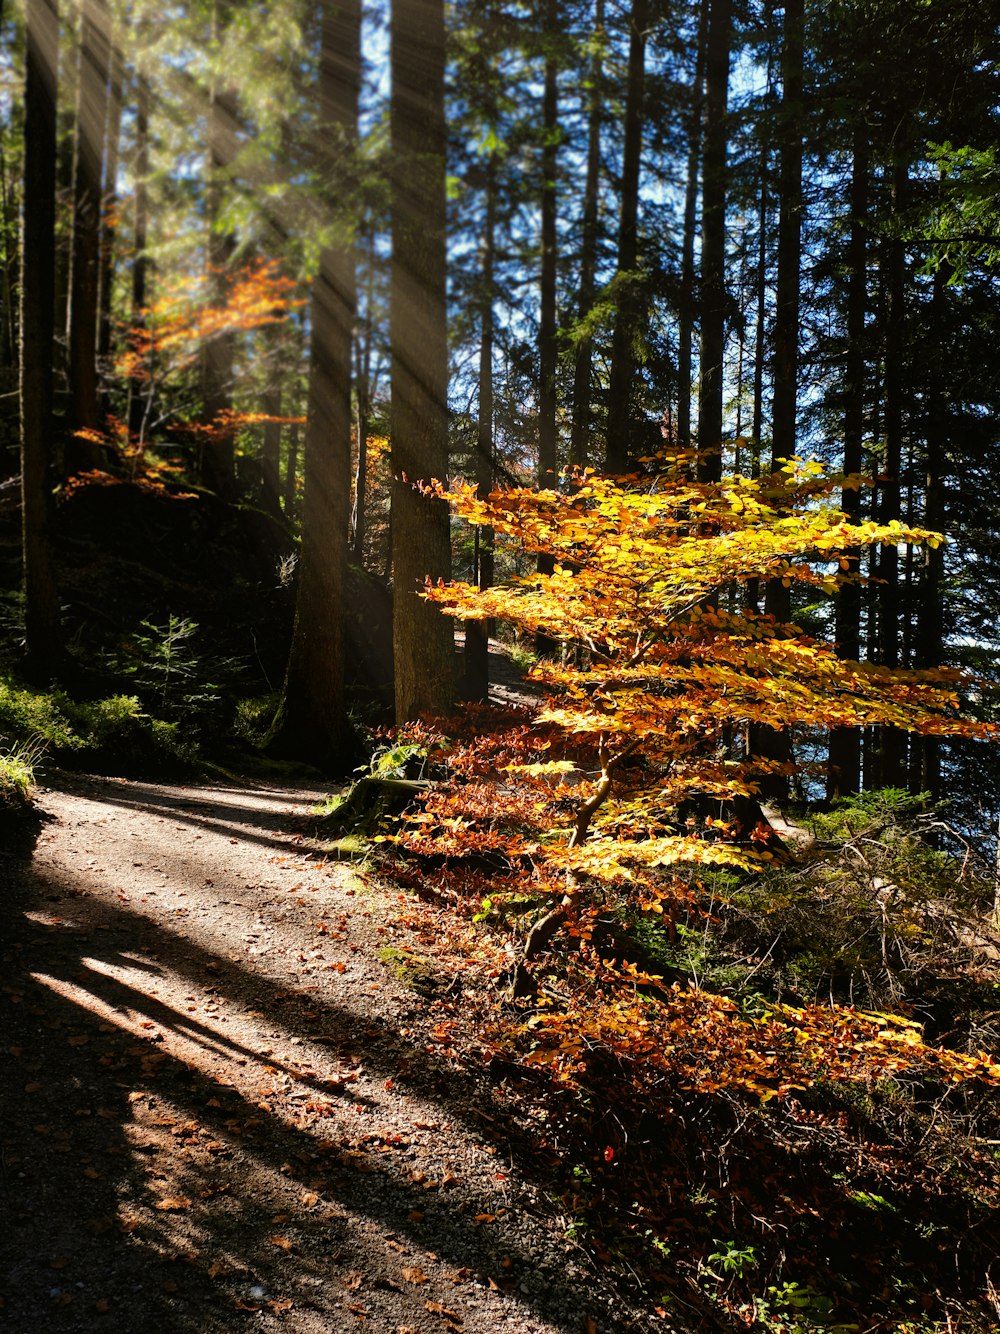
left=386, top=459, right=1000, bottom=1103
left=116, top=259, right=302, bottom=384
left=413, top=455, right=993, bottom=890
left=425, top=458, right=990, bottom=757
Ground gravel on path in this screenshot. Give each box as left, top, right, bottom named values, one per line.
left=0, top=772, right=657, bottom=1334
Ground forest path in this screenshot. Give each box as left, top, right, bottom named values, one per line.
left=0, top=773, right=642, bottom=1334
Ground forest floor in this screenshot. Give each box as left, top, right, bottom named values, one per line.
left=0, top=761, right=664, bottom=1334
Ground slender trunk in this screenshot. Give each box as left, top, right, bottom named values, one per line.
left=534, top=0, right=559, bottom=653
left=537, top=0, right=558, bottom=493
left=200, top=13, right=238, bottom=499
left=272, top=0, right=359, bottom=761
left=97, top=23, right=124, bottom=379
left=696, top=0, right=730, bottom=483
left=568, top=0, right=604, bottom=469
left=828, top=129, right=868, bottom=798
left=66, top=0, right=110, bottom=469
left=753, top=0, right=802, bottom=801
left=911, top=261, right=948, bottom=798
left=464, top=155, right=497, bottom=701
left=677, top=0, right=709, bottom=452
left=0, top=135, right=18, bottom=381
left=284, top=419, right=299, bottom=519
left=874, top=149, right=907, bottom=788
left=20, top=0, right=62, bottom=676
left=390, top=0, right=453, bottom=720
left=351, top=225, right=377, bottom=560
left=604, top=0, right=648, bottom=474
left=261, top=384, right=282, bottom=520
left=127, top=73, right=150, bottom=441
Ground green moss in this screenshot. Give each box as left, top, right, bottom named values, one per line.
left=378, top=946, right=442, bottom=996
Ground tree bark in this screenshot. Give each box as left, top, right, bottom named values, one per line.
left=828, top=128, right=868, bottom=799
left=533, top=0, right=560, bottom=655
left=66, top=0, right=110, bottom=471
left=911, top=261, right=948, bottom=798
left=390, top=0, right=454, bottom=721
left=676, top=0, right=708, bottom=453
left=97, top=20, right=124, bottom=381
left=271, top=0, right=359, bottom=763
left=20, top=0, right=62, bottom=676
left=127, top=73, right=150, bottom=442
left=754, top=0, right=802, bottom=800
left=873, top=149, right=907, bottom=789
left=568, top=0, right=604, bottom=470
left=604, top=0, right=648, bottom=474
left=464, top=153, right=497, bottom=701
left=200, top=0, right=237, bottom=498
left=696, top=0, right=730, bottom=484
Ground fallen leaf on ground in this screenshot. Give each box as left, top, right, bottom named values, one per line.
left=155, top=1197, right=192, bottom=1212
left=269, top=1236, right=293, bottom=1251
left=425, top=1299, right=461, bottom=1320
left=402, top=1266, right=429, bottom=1285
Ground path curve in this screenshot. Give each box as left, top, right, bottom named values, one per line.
left=0, top=773, right=655, bottom=1334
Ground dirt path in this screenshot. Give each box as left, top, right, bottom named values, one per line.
left=0, top=773, right=654, bottom=1334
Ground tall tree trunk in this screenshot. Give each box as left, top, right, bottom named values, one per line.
left=390, top=0, right=453, bottom=721
left=874, top=149, right=907, bottom=789
left=753, top=0, right=802, bottom=801
left=828, top=128, right=869, bottom=799
left=0, top=126, right=18, bottom=390
left=911, top=261, right=948, bottom=798
left=568, top=0, right=604, bottom=469
left=271, top=0, right=359, bottom=762
left=200, top=5, right=238, bottom=500
left=604, top=0, right=648, bottom=474
left=66, top=0, right=110, bottom=471
left=20, top=0, right=62, bottom=676
left=677, top=0, right=708, bottom=452
left=696, top=0, right=730, bottom=484
left=537, top=0, right=558, bottom=494
left=127, top=73, right=150, bottom=441
left=284, top=418, right=299, bottom=519
left=464, top=154, right=497, bottom=701
left=261, top=383, right=283, bottom=521
left=97, top=21, right=124, bottom=381
left=534, top=0, right=559, bottom=656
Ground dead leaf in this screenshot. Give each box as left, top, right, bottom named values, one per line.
left=95, top=1298, right=110, bottom=1313
left=583, top=1319, right=598, bottom=1334
left=67, top=1035, right=89, bottom=1046
left=425, top=1299, right=461, bottom=1321
left=341, top=1272, right=363, bottom=1290
left=300, top=1191, right=319, bottom=1207
left=154, top=1197, right=192, bottom=1212
left=268, top=1299, right=294, bottom=1314
left=402, top=1266, right=429, bottom=1285
left=269, top=1235, right=294, bottom=1251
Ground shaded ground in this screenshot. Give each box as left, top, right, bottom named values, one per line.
left=0, top=771, right=653, bottom=1333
